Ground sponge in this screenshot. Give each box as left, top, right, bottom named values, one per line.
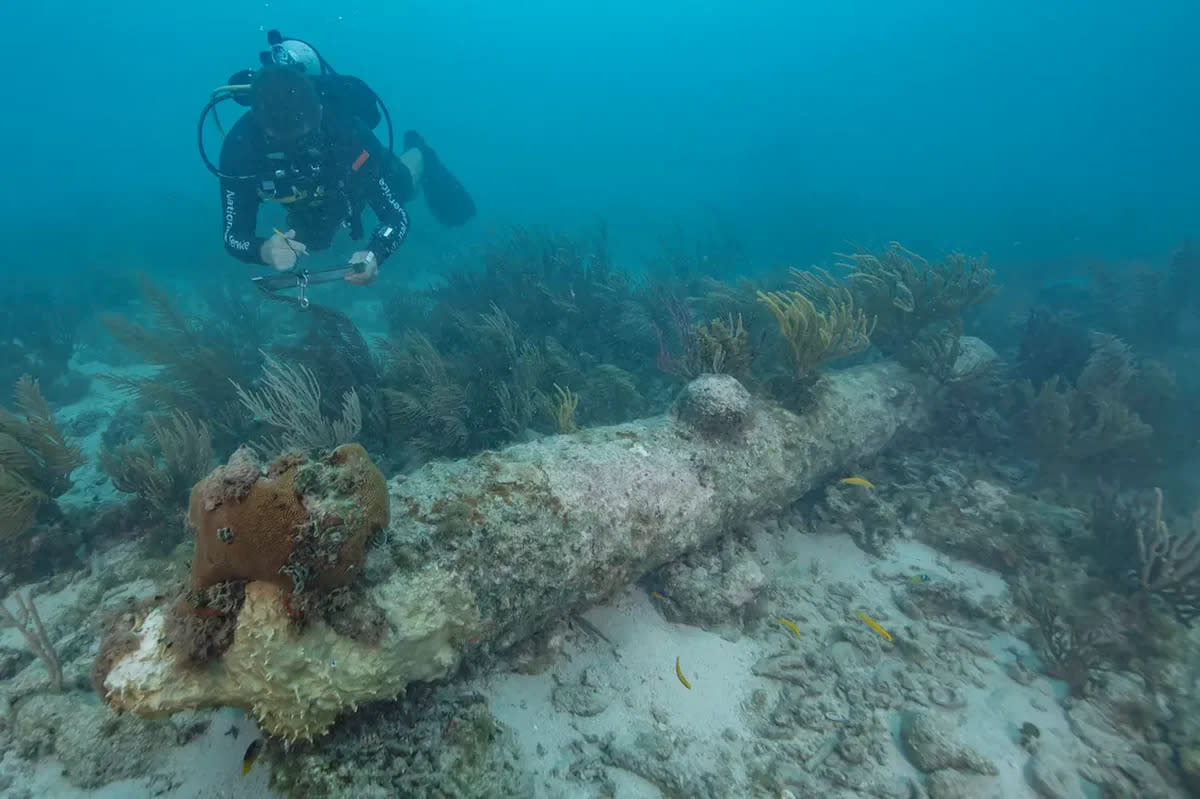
left=188, top=444, right=388, bottom=595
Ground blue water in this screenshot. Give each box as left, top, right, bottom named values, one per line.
left=3, top=4, right=1200, bottom=796
left=1, top=0, right=1196, bottom=282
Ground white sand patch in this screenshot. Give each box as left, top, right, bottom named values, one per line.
left=486, top=582, right=765, bottom=798
left=767, top=524, right=1064, bottom=799
left=155, top=710, right=279, bottom=798
left=481, top=517, right=1089, bottom=798
left=0, top=709, right=278, bottom=799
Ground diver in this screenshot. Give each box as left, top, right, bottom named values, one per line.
left=208, top=31, right=475, bottom=285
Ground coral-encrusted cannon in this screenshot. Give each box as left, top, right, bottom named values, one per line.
left=98, top=362, right=933, bottom=741
left=94, top=443, right=464, bottom=742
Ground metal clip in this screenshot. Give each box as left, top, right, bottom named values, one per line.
left=252, top=261, right=360, bottom=310
left=295, top=269, right=311, bottom=309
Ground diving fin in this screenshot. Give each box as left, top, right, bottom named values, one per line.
left=405, top=130, right=476, bottom=227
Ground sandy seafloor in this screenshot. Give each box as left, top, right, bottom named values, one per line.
left=1, top=525, right=1105, bottom=797
left=483, top=532, right=1042, bottom=799
left=0, top=354, right=1180, bottom=799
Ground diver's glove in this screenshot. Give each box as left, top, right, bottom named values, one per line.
left=344, top=250, right=378, bottom=286
left=260, top=229, right=308, bottom=270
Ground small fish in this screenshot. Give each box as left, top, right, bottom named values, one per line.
left=224, top=725, right=240, bottom=739
left=855, top=610, right=893, bottom=642
left=839, top=477, right=874, bottom=489
left=650, top=590, right=671, bottom=601
left=907, top=574, right=930, bottom=583
left=241, top=739, right=263, bottom=777
left=675, top=656, right=692, bottom=690
left=776, top=618, right=803, bottom=639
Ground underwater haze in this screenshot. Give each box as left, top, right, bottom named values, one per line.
left=8, top=2, right=1200, bottom=798
left=1, top=0, right=1197, bottom=278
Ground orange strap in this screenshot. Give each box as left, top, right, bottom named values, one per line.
left=351, top=150, right=370, bottom=171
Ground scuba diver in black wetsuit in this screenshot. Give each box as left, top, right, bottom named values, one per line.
left=201, top=31, right=475, bottom=286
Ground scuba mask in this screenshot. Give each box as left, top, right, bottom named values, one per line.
left=260, top=104, right=323, bottom=148
left=251, top=61, right=324, bottom=145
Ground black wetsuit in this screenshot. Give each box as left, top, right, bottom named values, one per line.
left=218, top=82, right=409, bottom=266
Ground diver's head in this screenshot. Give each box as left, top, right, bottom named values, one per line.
left=267, top=37, right=323, bottom=75
left=251, top=64, right=322, bottom=143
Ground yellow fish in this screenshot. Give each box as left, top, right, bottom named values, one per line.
left=675, top=656, right=692, bottom=690
left=839, top=477, right=874, bottom=488
left=855, top=610, right=893, bottom=642
left=777, top=618, right=803, bottom=639
left=241, top=739, right=263, bottom=777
